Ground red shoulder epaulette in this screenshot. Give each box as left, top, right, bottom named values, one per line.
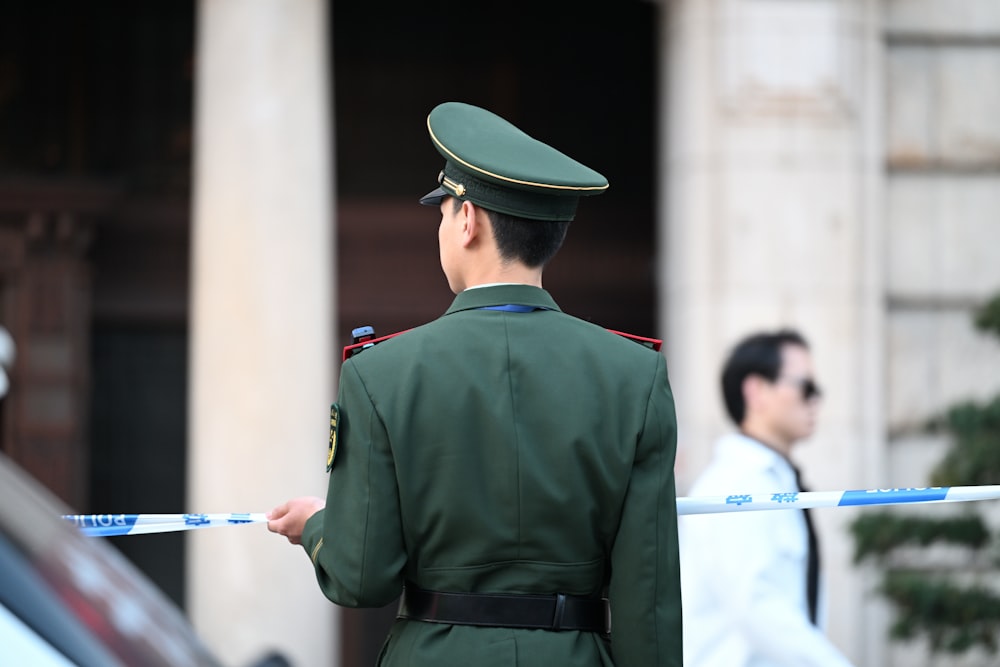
left=607, top=329, right=663, bottom=352
left=342, top=328, right=410, bottom=362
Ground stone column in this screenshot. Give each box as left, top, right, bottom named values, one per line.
left=189, top=1, right=335, bottom=666
left=658, top=1, right=884, bottom=663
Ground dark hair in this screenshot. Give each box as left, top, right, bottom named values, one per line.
left=453, top=198, right=569, bottom=268
left=721, top=329, right=809, bottom=425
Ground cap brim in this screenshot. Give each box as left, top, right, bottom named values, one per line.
left=419, top=186, right=448, bottom=207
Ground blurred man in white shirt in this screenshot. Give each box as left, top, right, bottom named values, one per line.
left=680, top=329, right=855, bottom=667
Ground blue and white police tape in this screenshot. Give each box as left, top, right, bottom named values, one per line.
left=675, top=485, right=1000, bottom=516
left=62, top=512, right=268, bottom=537
left=62, top=485, right=1000, bottom=536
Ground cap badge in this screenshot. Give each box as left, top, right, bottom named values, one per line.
left=438, top=170, right=466, bottom=197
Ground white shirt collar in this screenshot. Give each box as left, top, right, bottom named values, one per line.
left=715, top=432, right=798, bottom=482
left=463, top=282, right=526, bottom=290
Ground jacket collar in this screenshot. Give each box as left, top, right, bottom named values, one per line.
left=445, top=284, right=561, bottom=316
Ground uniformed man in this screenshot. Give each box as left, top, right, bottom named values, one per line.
left=268, top=102, right=682, bottom=667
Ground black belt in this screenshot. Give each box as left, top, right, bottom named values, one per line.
left=397, top=585, right=610, bottom=634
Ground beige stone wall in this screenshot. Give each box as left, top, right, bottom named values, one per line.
left=882, top=1, right=1000, bottom=665
left=662, top=1, right=999, bottom=665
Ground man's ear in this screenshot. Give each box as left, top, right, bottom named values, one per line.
left=742, top=374, right=764, bottom=411
left=460, top=200, right=482, bottom=248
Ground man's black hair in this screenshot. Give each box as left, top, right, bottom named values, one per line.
left=721, top=329, right=809, bottom=425
left=453, top=198, right=569, bottom=268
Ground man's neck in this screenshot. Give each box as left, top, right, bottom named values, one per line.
left=461, top=264, right=543, bottom=290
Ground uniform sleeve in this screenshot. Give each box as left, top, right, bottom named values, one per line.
left=609, top=354, right=683, bottom=667
left=299, top=360, right=406, bottom=607
left=685, top=510, right=855, bottom=667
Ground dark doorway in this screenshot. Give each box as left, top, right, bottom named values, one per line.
left=332, top=1, right=661, bottom=663
left=89, top=327, right=189, bottom=607
left=1, top=0, right=195, bottom=606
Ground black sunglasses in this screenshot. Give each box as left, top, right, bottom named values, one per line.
left=776, top=375, right=823, bottom=401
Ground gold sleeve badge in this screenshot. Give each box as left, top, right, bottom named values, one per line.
left=327, top=403, right=340, bottom=472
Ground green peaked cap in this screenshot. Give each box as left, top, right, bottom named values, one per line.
left=419, top=102, right=609, bottom=222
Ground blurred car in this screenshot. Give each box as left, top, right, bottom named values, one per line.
left=0, top=450, right=289, bottom=667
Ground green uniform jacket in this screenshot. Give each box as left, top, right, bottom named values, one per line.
left=301, top=284, right=681, bottom=667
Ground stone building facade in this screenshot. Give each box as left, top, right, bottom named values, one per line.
left=1, top=1, right=999, bottom=665
left=665, top=2, right=1000, bottom=666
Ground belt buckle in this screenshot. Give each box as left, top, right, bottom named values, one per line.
left=550, top=593, right=567, bottom=630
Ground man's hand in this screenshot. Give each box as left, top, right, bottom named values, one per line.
left=267, top=496, right=326, bottom=545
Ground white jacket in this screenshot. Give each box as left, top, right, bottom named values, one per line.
left=679, top=433, right=855, bottom=667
